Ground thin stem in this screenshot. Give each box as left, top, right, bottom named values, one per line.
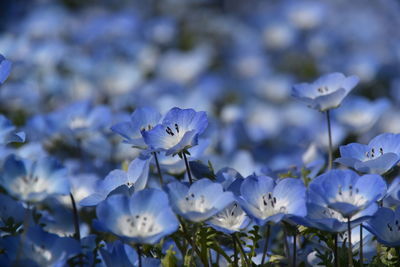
left=261, top=224, right=271, bottom=265
left=178, top=217, right=208, bottom=267
left=293, top=230, right=297, bottom=267
left=334, top=233, right=339, bottom=267
left=232, top=234, right=238, bottom=266
left=136, top=245, right=142, bottom=267
left=233, top=233, right=251, bottom=267
left=347, top=218, right=353, bottom=267
left=70, top=192, right=81, bottom=240
left=282, top=225, right=291, bottom=266
left=360, top=224, right=363, bottom=266
left=326, top=110, right=333, bottom=170
left=183, top=152, right=193, bottom=184
left=152, top=152, right=163, bottom=185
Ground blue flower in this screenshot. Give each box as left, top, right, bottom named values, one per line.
left=335, top=96, right=389, bottom=133
left=143, top=107, right=208, bottom=156
left=308, top=170, right=386, bottom=218
left=96, top=188, right=179, bottom=244
left=166, top=178, right=235, bottom=222
left=0, top=155, right=70, bottom=202
left=239, top=175, right=307, bottom=225
left=0, top=54, right=12, bottom=85
left=0, top=225, right=80, bottom=266
left=0, top=115, right=25, bottom=145
left=111, top=106, right=161, bottom=149
left=364, top=207, right=400, bottom=247
left=207, top=202, right=251, bottom=234
left=292, top=72, right=359, bottom=111
left=80, top=154, right=151, bottom=207
left=336, top=133, right=400, bottom=174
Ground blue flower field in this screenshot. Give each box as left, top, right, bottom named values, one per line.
left=1, top=0, right=400, bottom=266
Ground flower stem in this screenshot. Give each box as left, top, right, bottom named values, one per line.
left=360, top=224, right=363, bottom=266
left=282, top=224, right=291, bottom=265
left=232, top=234, right=238, bottom=266
left=183, top=152, right=193, bottom=184
left=233, top=233, right=251, bottom=266
left=334, top=233, right=339, bottom=267
left=347, top=218, right=353, bottom=267
left=152, top=152, right=163, bottom=185
left=178, top=217, right=208, bottom=266
left=70, top=192, right=81, bottom=241
left=326, top=110, right=333, bottom=170
left=136, top=245, right=142, bottom=267
left=261, top=224, right=271, bottom=265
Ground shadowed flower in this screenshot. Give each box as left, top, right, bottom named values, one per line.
left=0, top=54, right=12, bottom=85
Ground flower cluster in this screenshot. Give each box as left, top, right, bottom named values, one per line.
left=1, top=1, right=400, bottom=266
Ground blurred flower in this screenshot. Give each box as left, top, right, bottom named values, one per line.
left=335, top=96, right=389, bottom=133
left=0, top=54, right=11, bottom=84
left=336, top=133, right=400, bottom=174
left=0, top=115, right=25, bottom=145
left=0, top=155, right=70, bottom=202
left=365, top=206, right=400, bottom=247
left=292, top=73, right=359, bottom=111
left=96, top=189, right=179, bottom=244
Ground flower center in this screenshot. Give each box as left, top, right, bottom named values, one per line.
left=119, top=213, right=160, bottom=237
left=258, top=192, right=287, bottom=219
left=180, top=192, right=209, bottom=213
left=364, top=147, right=384, bottom=160
left=334, top=184, right=367, bottom=206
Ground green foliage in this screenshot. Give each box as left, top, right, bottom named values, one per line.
left=162, top=245, right=179, bottom=267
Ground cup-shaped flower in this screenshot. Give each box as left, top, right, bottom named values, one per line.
left=238, top=175, right=307, bottom=225
left=207, top=202, right=251, bottom=234
left=292, top=72, right=359, bottom=111
left=143, top=107, right=208, bottom=156
left=364, top=206, right=400, bottom=247
left=80, top=154, right=151, bottom=207
left=111, top=106, right=161, bottom=149
left=166, top=178, right=235, bottom=222
left=0, top=54, right=12, bottom=84
left=336, top=133, right=400, bottom=174
left=96, top=188, right=179, bottom=244
left=309, top=170, right=386, bottom=219
left=0, top=155, right=70, bottom=202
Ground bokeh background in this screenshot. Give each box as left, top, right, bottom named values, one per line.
left=1, top=0, right=400, bottom=178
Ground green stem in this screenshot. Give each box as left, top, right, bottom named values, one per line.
left=183, top=152, right=193, bottom=184
left=152, top=152, right=163, bottom=185
left=178, top=217, right=208, bottom=266
left=233, top=233, right=251, bottom=266
left=326, top=110, right=333, bottom=170
left=261, top=224, right=271, bottom=265
left=232, top=234, right=238, bottom=266
left=347, top=218, right=354, bottom=267
left=283, top=224, right=291, bottom=266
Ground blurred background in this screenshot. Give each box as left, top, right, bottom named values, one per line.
left=1, top=0, right=400, bottom=177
